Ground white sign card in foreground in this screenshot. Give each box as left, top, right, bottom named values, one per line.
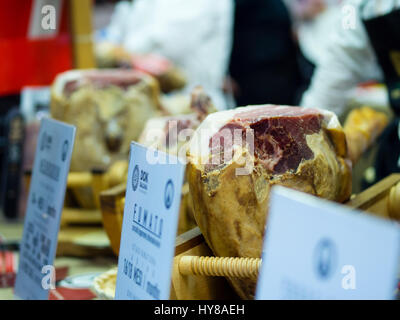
left=14, top=118, right=76, bottom=300
left=256, top=186, right=400, bottom=300
left=115, top=142, right=186, bottom=300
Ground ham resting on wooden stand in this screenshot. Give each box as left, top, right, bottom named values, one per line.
left=186, top=91, right=388, bottom=299
left=97, top=88, right=391, bottom=300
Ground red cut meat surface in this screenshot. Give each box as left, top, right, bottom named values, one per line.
left=164, top=117, right=198, bottom=149
left=208, top=106, right=324, bottom=174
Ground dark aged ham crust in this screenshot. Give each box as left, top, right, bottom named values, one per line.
left=187, top=104, right=352, bottom=299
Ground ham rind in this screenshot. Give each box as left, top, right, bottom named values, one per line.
left=234, top=104, right=322, bottom=120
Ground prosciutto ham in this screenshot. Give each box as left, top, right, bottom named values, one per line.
left=187, top=103, right=352, bottom=299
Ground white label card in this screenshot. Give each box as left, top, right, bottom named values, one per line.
left=115, top=142, right=186, bottom=300
left=256, top=186, right=400, bottom=300
left=14, top=118, right=76, bottom=300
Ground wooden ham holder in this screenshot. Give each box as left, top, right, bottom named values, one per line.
left=97, top=173, right=400, bottom=300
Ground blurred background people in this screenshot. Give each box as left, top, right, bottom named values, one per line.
left=100, top=0, right=234, bottom=110
left=285, top=0, right=343, bottom=85
left=228, top=0, right=331, bottom=108
left=228, top=0, right=304, bottom=107
left=100, top=0, right=336, bottom=110
left=300, top=0, right=400, bottom=182
left=287, top=0, right=343, bottom=68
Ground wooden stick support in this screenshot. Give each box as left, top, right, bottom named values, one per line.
left=178, top=256, right=261, bottom=279
left=67, top=172, right=93, bottom=188
left=388, top=182, right=400, bottom=221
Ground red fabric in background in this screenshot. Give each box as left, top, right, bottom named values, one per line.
left=0, top=1, right=73, bottom=96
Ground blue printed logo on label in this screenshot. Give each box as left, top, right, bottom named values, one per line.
left=164, top=179, right=174, bottom=210
left=314, top=238, right=337, bottom=280
left=40, top=131, right=52, bottom=152
left=132, top=165, right=139, bottom=192
left=61, top=140, right=69, bottom=162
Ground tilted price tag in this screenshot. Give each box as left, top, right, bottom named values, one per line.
left=14, top=118, right=76, bottom=300
left=256, top=186, right=400, bottom=300
left=115, top=142, right=186, bottom=300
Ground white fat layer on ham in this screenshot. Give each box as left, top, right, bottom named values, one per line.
left=52, top=69, right=85, bottom=97
left=52, top=69, right=146, bottom=97
left=188, top=104, right=341, bottom=165
left=139, top=113, right=198, bottom=146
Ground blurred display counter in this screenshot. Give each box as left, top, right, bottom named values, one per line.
left=0, top=218, right=117, bottom=300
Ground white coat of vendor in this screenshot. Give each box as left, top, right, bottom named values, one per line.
left=301, top=0, right=400, bottom=184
